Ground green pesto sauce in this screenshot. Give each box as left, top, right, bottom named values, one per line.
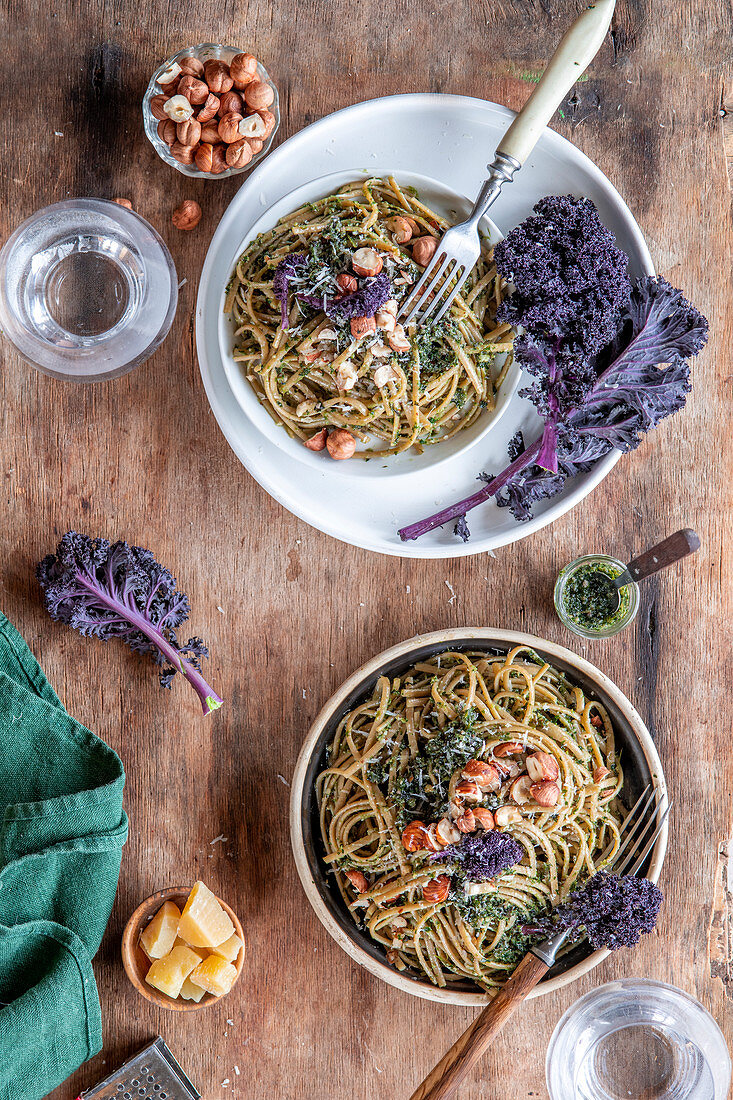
left=562, top=562, right=630, bottom=631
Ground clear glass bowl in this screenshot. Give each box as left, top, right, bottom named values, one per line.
left=142, top=42, right=280, bottom=180
left=547, top=979, right=731, bottom=1100
left=0, top=198, right=178, bottom=381
left=554, top=553, right=640, bottom=640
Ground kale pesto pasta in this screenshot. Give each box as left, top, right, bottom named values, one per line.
left=224, top=176, right=514, bottom=458
left=315, top=646, right=626, bottom=993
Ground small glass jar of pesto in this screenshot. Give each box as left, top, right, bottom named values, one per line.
left=554, top=554, right=640, bottom=639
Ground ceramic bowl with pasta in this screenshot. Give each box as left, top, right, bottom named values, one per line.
left=290, top=628, right=668, bottom=1006
left=220, top=171, right=522, bottom=478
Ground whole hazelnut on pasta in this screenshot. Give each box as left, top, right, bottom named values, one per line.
left=412, top=236, right=439, bottom=266
left=326, top=429, right=357, bottom=460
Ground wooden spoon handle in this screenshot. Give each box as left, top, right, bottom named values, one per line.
left=408, top=953, right=549, bottom=1100
left=625, top=528, right=700, bottom=583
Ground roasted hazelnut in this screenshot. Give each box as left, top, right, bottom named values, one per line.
left=336, top=273, right=358, bottom=294
left=256, top=108, right=276, bottom=137
left=352, top=247, right=383, bottom=277
left=247, top=137, right=264, bottom=154
left=204, top=59, right=233, bottom=94
left=237, top=113, right=266, bottom=139
left=172, top=200, right=202, bottom=231
left=177, top=74, right=209, bottom=105
left=200, top=120, right=221, bottom=144
left=326, top=428, right=357, bottom=460
left=225, top=139, right=252, bottom=169
left=178, top=55, right=205, bottom=78
left=218, top=90, right=243, bottom=116
left=163, top=94, right=194, bottom=122
left=303, top=428, right=328, bottom=451
left=157, top=61, right=182, bottom=88
left=412, top=235, right=439, bottom=266
left=194, top=142, right=214, bottom=173
left=150, top=94, right=169, bottom=121
left=386, top=215, right=413, bottom=244
left=197, top=93, right=220, bottom=123
left=112, top=198, right=132, bottom=209
left=229, top=52, right=258, bottom=89
left=244, top=80, right=274, bottom=110
left=210, top=143, right=229, bottom=174
left=218, top=112, right=244, bottom=143
left=177, top=118, right=201, bottom=146
left=345, top=869, right=368, bottom=894
left=170, top=140, right=196, bottom=165
left=157, top=118, right=177, bottom=145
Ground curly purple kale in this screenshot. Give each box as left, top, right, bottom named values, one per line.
left=534, top=871, right=663, bottom=951
left=37, top=532, right=223, bottom=716
left=494, top=194, right=632, bottom=361
left=272, top=253, right=308, bottom=329
left=431, top=829, right=524, bottom=882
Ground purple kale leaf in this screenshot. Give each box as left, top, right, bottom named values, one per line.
left=495, top=194, right=632, bottom=361
left=453, top=515, right=470, bottom=542
left=272, top=252, right=308, bottom=329
left=431, top=829, right=524, bottom=882
left=327, top=272, right=392, bottom=320
left=37, top=532, right=223, bottom=716
left=529, top=871, right=663, bottom=951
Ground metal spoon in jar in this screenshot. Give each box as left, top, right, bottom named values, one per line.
left=597, top=528, right=701, bottom=611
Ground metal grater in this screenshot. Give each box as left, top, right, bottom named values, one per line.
left=77, top=1036, right=200, bottom=1100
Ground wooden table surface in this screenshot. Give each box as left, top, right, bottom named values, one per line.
left=1, top=0, right=731, bottom=1097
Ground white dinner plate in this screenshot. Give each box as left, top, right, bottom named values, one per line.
left=219, top=170, right=521, bottom=480
left=196, top=93, right=654, bottom=558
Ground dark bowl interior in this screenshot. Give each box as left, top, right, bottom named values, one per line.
left=300, top=637, right=657, bottom=994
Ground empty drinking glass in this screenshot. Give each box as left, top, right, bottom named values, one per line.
left=546, top=979, right=731, bottom=1099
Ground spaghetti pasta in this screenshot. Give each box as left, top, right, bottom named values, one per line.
left=225, top=176, right=513, bottom=458
left=315, top=646, right=625, bottom=992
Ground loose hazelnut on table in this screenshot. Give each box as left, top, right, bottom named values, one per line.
left=150, top=94, right=170, bottom=121
left=412, top=235, right=439, bottom=266
left=178, top=55, right=204, bottom=78
left=157, top=118, right=176, bottom=145
left=326, top=428, right=356, bottom=460
left=177, top=118, right=201, bottom=146
left=219, top=90, right=243, bottom=115
left=303, top=428, right=328, bottom=451
left=204, top=59, right=233, bottom=94
left=177, top=75, right=209, bottom=105
left=230, top=52, right=258, bottom=89
left=194, top=143, right=214, bottom=173
left=112, top=198, right=132, bottom=209
left=352, top=247, right=383, bottom=277
left=197, top=93, right=220, bottom=123
left=244, top=80, right=274, bottom=111
left=256, top=108, right=276, bottom=138
left=170, top=141, right=196, bottom=165
left=218, top=112, right=244, bottom=143
left=163, top=94, right=194, bottom=122
left=225, top=139, right=252, bottom=169
left=210, top=143, right=229, bottom=174
left=172, top=200, right=202, bottom=231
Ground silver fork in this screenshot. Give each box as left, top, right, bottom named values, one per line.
left=399, top=0, right=617, bottom=332
left=408, top=782, right=669, bottom=1100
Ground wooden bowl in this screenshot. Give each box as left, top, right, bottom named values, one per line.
left=121, top=886, right=245, bottom=1011
left=290, top=627, right=669, bottom=1007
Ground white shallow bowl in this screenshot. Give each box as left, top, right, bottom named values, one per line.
left=290, top=628, right=668, bottom=1006
left=221, top=170, right=521, bottom=479
left=197, top=93, right=655, bottom=557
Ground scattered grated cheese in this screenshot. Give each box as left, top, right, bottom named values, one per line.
left=210, top=835, right=228, bottom=846
left=445, top=580, right=457, bottom=605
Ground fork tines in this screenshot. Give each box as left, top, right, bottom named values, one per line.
left=608, top=783, right=670, bottom=880
left=399, top=239, right=474, bottom=329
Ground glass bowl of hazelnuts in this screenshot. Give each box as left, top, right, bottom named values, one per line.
left=142, top=43, right=280, bottom=179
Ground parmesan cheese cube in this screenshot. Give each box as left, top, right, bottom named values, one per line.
left=173, top=936, right=205, bottom=959
left=177, top=881, right=234, bottom=949
left=211, top=932, right=244, bottom=964
left=180, top=976, right=207, bottom=1003
left=139, top=900, right=181, bottom=960
left=189, top=953, right=238, bottom=997
left=145, top=944, right=201, bottom=999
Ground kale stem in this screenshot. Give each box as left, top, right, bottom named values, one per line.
left=398, top=436, right=542, bottom=541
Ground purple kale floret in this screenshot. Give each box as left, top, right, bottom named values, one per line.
left=531, top=871, right=663, bottom=951
left=453, top=515, right=470, bottom=542
left=37, top=532, right=223, bottom=716
left=495, top=194, right=632, bottom=361
left=328, top=272, right=392, bottom=321
left=272, top=252, right=308, bottom=329
left=431, top=830, right=524, bottom=882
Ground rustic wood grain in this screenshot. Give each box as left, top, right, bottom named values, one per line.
left=0, top=0, right=731, bottom=1097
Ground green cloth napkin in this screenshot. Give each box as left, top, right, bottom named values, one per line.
left=0, top=611, right=128, bottom=1100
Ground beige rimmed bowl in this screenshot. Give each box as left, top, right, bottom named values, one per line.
left=289, top=627, right=668, bottom=1006
left=121, top=886, right=245, bottom=1011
